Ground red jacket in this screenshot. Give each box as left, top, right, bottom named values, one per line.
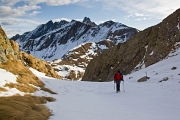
left=114, top=72, right=123, bottom=81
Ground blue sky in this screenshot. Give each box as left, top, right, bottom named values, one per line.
left=0, top=0, right=180, bottom=38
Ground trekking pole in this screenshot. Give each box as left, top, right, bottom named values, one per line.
left=114, top=82, right=115, bottom=90
left=123, top=81, right=125, bottom=92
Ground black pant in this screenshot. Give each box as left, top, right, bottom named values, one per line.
left=116, top=80, right=121, bottom=91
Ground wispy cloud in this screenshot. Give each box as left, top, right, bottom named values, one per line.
left=135, top=17, right=147, bottom=21
left=4, top=28, right=26, bottom=38
left=0, top=18, right=41, bottom=26
left=1, top=0, right=21, bottom=6
left=3, top=0, right=180, bottom=14
left=134, top=13, right=146, bottom=17
left=52, top=18, right=72, bottom=22
left=52, top=18, right=84, bottom=23
left=1, top=18, right=42, bottom=37
left=3, top=0, right=179, bottom=19
left=1, top=0, right=180, bottom=37
left=0, top=0, right=88, bottom=18
left=29, top=11, right=41, bottom=16
left=45, top=0, right=85, bottom=6
left=0, top=5, right=41, bottom=18
left=3, top=0, right=88, bottom=6
left=0, top=20, right=19, bottom=26
left=125, top=13, right=148, bottom=21
left=97, top=0, right=180, bottom=20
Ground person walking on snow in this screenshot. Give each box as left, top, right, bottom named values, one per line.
left=114, top=70, right=124, bottom=93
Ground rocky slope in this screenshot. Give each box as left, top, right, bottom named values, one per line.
left=0, top=26, right=61, bottom=93
left=51, top=39, right=117, bottom=80
left=82, top=8, right=180, bottom=82
left=0, top=26, right=17, bottom=62
left=51, top=42, right=99, bottom=80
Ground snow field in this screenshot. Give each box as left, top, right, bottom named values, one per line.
left=35, top=48, right=180, bottom=120
left=0, top=69, right=25, bottom=96
left=37, top=77, right=180, bottom=120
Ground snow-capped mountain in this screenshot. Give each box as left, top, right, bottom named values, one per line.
left=11, top=17, right=138, bottom=61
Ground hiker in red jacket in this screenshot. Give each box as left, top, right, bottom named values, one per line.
left=114, top=70, right=124, bottom=92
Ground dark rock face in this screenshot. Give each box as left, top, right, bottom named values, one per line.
left=82, top=8, right=180, bottom=82
left=82, top=17, right=96, bottom=26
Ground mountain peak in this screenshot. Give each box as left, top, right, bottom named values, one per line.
left=82, top=17, right=96, bottom=26
left=46, top=20, right=53, bottom=26
left=82, top=17, right=91, bottom=23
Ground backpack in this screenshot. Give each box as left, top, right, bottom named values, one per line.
left=115, top=73, right=123, bottom=80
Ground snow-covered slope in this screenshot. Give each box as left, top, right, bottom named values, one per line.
left=0, top=69, right=25, bottom=96
left=127, top=42, right=180, bottom=82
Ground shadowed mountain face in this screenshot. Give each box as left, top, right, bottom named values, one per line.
left=11, top=17, right=138, bottom=61
left=82, top=8, right=180, bottom=82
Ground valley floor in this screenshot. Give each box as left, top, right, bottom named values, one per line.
left=33, top=71, right=180, bottom=120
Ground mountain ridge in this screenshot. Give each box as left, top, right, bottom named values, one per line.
left=11, top=17, right=138, bottom=61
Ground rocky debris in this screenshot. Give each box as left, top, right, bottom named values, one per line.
left=159, top=77, right=169, bottom=82
left=171, top=66, right=177, bottom=70
left=137, top=76, right=148, bottom=82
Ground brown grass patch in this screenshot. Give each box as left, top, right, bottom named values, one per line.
left=5, top=83, right=38, bottom=93
left=19, top=51, right=62, bottom=79
left=0, top=87, right=7, bottom=92
left=0, top=60, right=57, bottom=95
left=0, top=60, right=45, bottom=93
left=0, top=95, right=55, bottom=120
left=41, top=87, right=57, bottom=94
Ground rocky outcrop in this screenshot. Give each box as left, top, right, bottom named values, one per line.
left=0, top=26, right=17, bottom=62
left=51, top=42, right=99, bottom=80
left=58, top=43, right=98, bottom=67
left=82, top=8, right=180, bottom=82
left=19, top=51, right=61, bottom=79
left=82, top=17, right=96, bottom=26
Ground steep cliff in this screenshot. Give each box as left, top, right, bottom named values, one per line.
left=82, top=8, right=180, bottom=82
left=0, top=26, right=17, bottom=62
